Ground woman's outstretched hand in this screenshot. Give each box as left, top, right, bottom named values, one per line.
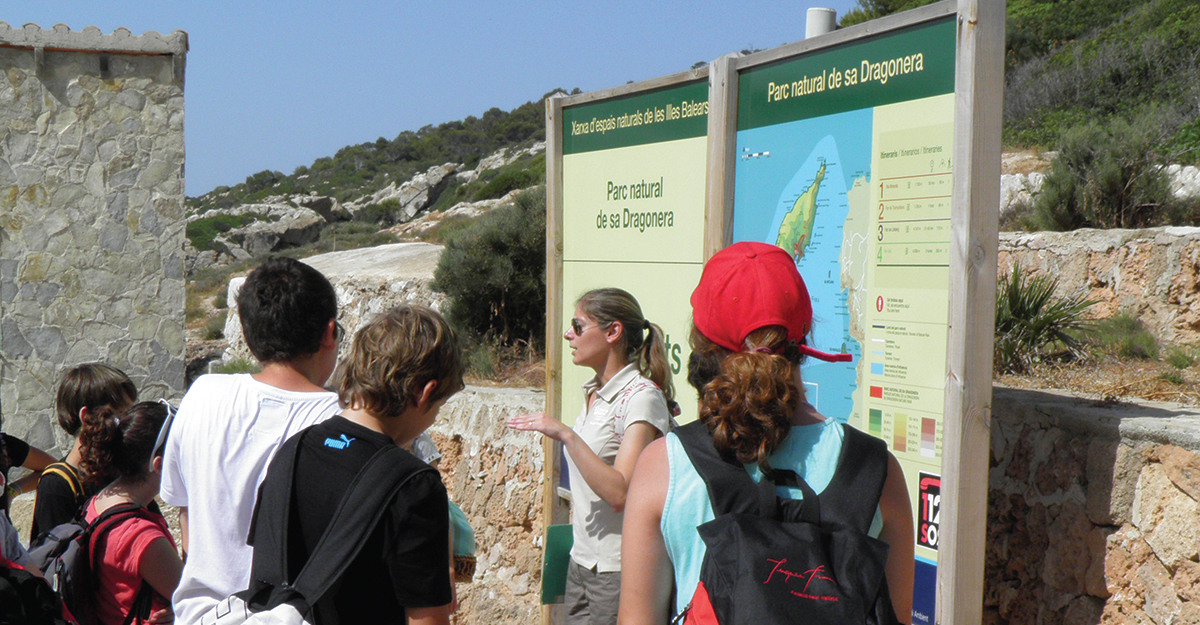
left=506, top=412, right=570, bottom=442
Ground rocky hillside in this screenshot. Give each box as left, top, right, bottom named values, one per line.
left=184, top=141, right=544, bottom=275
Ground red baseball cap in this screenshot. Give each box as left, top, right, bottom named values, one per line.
left=690, top=242, right=851, bottom=362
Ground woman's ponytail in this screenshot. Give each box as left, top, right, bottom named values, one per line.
left=639, top=321, right=677, bottom=412
left=577, top=288, right=677, bottom=408
left=79, top=401, right=168, bottom=484
left=79, top=405, right=123, bottom=484
left=695, top=325, right=803, bottom=470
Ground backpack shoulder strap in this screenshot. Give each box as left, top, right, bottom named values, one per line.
left=817, top=424, right=890, bottom=533
left=289, top=445, right=434, bottom=603
left=673, top=421, right=772, bottom=517
left=42, top=463, right=83, bottom=500
left=246, top=429, right=307, bottom=587
left=248, top=434, right=436, bottom=606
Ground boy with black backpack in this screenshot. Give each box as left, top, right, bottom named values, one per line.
left=226, top=304, right=465, bottom=624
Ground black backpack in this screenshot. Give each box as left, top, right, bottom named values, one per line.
left=0, top=555, right=74, bottom=625
left=196, top=430, right=437, bottom=624
left=672, top=420, right=900, bottom=625
left=26, top=503, right=156, bottom=625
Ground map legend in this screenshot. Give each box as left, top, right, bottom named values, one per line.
left=922, top=418, right=937, bottom=458
left=894, top=412, right=908, bottom=452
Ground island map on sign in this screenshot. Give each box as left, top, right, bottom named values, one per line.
left=776, top=162, right=826, bottom=260
left=733, top=109, right=873, bottom=423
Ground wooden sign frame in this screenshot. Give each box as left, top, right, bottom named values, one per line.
left=542, top=1, right=1002, bottom=622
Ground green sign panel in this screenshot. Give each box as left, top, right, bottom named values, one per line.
left=562, top=80, right=708, bottom=155
left=738, top=17, right=955, bottom=130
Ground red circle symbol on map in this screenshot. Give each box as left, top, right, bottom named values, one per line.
left=876, top=296, right=884, bottom=312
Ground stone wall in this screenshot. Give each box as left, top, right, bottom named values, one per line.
left=988, top=387, right=1200, bottom=624
left=425, top=386, right=547, bottom=624
left=999, top=227, right=1200, bottom=345
left=0, top=23, right=188, bottom=454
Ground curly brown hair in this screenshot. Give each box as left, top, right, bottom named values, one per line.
left=338, top=305, right=465, bottom=419
left=79, top=401, right=168, bottom=484
left=693, top=325, right=805, bottom=470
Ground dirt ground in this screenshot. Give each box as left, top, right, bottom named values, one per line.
left=995, top=356, right=1200, bottom=406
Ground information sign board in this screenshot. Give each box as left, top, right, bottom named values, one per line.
left=556, top=79, right=710, bottom=426
left=729, top=15, right=956, bottom=624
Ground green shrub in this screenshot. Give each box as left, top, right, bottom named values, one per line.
left=476, top=167, right=542, bottom=201
left=355, top=198, right=403, bottom=226
left=1091, top=313, right=1159, bottom=360
left=187, top=213, right=260, bottom=251
left=432, top=187, right=546, bottom=348
left=1158, top=369, right=1185, bottom=385
left=466, top=340, right=499, bottom=379
left=213, top=358, right=261, bottom=374
left=1029, top=109, right=1182, bottom=230
left=1165, top=345, right=1196, bottom=369
left=418, top=214, right=476, bottom=244
left=214, top=289, right=228, bottom=309
left=994, top=263, right=1095, bottom=373
left=203, top=315, right=225, bottom=340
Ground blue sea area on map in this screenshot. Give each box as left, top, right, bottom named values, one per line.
left=732, top=109, right=872, bottom=422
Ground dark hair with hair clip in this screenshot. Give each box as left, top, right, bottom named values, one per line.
left=79, top=401, right=169, bottom=484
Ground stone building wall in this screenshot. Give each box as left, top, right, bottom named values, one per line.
left=0, top=23, right=187, bottom=454
left=988, top=387, right=1200, bottom=625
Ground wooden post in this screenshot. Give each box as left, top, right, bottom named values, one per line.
left=542, top=93, right=569, bottom=625
left=704, top=53, right=738, bottom=259
left=938, top=1, right=1004, bottom=623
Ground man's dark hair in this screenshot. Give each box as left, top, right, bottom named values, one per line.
left=237, top=257, right=337, bottom=363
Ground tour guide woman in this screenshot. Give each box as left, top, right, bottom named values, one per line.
left=617, top=242, right=915, bottom=624
left=508, top=288, right=676, bottom=625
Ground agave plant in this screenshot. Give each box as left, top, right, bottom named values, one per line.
left=994, top=263, right=1095, bottom=373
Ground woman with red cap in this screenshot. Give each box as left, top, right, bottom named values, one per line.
left=508, top=288, right=676, bottom=625
left=617, top=242, right=914, bottom=624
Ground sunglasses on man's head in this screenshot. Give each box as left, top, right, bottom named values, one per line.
left=150, top=399, right=177, bottom=472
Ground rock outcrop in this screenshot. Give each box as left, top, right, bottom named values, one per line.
left=456, top=141, right=546, bottom=185
left=217, top=242, right=446, bottom=365
left=348, top=163, right=459, bottom=224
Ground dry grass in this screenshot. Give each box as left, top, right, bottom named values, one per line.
left=1000, top=149, right=1053, bottom=176
left=996, top=355, right=1200, bottom=405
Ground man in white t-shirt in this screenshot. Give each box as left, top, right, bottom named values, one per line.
left=161, top=257, right=343, bottom=624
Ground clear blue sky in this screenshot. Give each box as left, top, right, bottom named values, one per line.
left=6, top=0, right=859, bottom=197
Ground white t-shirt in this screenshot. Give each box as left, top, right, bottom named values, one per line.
left=566, top=363, right=672, bottom=573
left=160, top=373, right=340, bottom=624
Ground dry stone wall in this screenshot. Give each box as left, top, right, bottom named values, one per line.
left=988, top=387, right=1200, bottom=625
left=428, top=386, right=546, bottom=624
left=0, top=23, right=187, bottom=454
left=999, top=227, right=1200, bottom=345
